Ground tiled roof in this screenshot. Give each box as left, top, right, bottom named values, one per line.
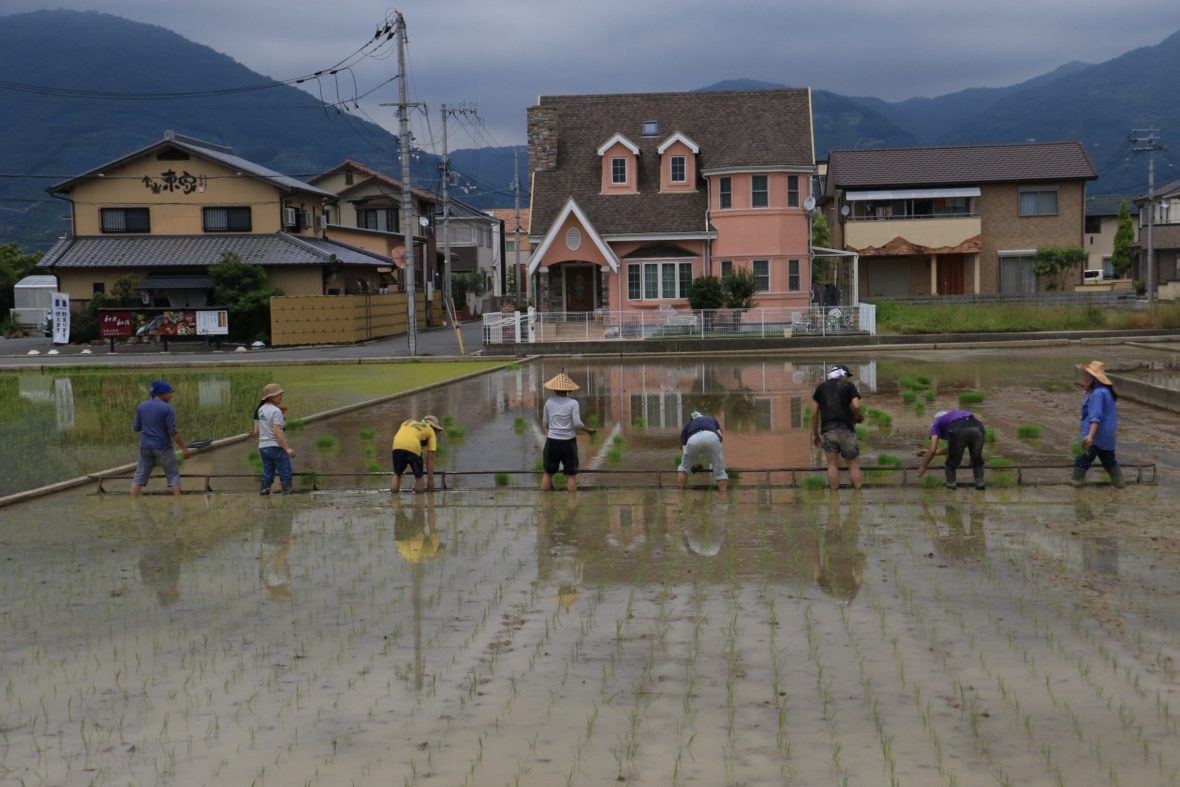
left=530, top=89, right=814, bottom=237
left=1138, top=176, right=1180, bottom=201
left=826, top=142, right=1097, bottom=190
left=40, top=233, right=387, bottom=269
left=49, top=132, right=334, bottom=199
left=317, top=160, right=440, bottom=203
left=1085, top=195, right=1139, bottom=217
left=488, top=208, right=529, bottom=233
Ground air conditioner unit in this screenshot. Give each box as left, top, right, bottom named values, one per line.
left=282, top=207, right=297, bottom=227
left=315, top=214, right=327, bottom=231
left=1083, top=268, right=1103, bottom=282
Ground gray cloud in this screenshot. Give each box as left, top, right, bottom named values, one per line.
left=4, top=0, right=1179, bottom=148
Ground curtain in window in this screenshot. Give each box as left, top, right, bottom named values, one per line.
left=101, top=210, right=126, bottom=232
left=204, top=208, right=228, bottom=231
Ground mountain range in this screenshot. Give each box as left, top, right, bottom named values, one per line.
left=1, top=10, right=1178, bottom=251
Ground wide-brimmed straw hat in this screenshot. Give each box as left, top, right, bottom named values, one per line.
left=544, top=371, right=580, bottom=391
left=1076, top=360, right=1112, bottom=386
left=422, top=414, right=443, bottom=432
left=261, top=383, right=285, bottom=400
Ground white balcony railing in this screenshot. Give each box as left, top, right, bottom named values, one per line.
left=483, top=304, right=876, bottom=344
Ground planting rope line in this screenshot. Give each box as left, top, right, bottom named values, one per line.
left=87, top=463, right=1158, bottom=493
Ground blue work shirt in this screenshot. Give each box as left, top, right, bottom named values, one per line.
left=681, top=415, right=721, bottom=446
left=134, top=397, right=178, bottom=450
left=1079, top=385, right=1118, bottom=451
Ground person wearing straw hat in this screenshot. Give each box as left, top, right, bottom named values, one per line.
left=677, top=410, right=729, bottom=492
left=391, top=415, right=443, bottom=493
left=541, top=370, right=596, bottom=492
left=811, top=364, right=863, bottom=490
left=131, top=379, right=190, bottom=496
left=915, top=409, right=987, bottom=490
left=253, top=383, right=296, bottom=495
left=1073, top=360, right=1124, bottom=488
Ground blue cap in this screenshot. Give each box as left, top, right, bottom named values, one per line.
left=150, top=379, right=174, bottom=397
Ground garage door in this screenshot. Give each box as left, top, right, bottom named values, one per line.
left=866, top=259, right=911, bottom=297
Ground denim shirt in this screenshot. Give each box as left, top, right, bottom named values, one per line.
left=1079, top=385, right=1117, bottom=451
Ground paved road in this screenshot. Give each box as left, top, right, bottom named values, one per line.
left=0, top=320, right=487, bottom=366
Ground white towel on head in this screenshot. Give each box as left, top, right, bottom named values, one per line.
left=827, top=368, right=847, bottom=380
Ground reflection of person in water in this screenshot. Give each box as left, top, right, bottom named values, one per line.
left=133, top=498, right=184, bottom=605
left=814, top=494, right=865, bottom=602
left=921, top=500, right=986, bottom=562
left=393, top=495, right=443, bottom=564
left=681, top=499, right=728, bottom=557
left=259, top=502, right=296, bottom=602
left=539, top=494, right=583, bottom=610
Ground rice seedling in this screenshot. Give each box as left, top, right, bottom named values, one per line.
left=442, top=415, right=455, bottom=427
left=920, top=474, right=944, bottom=489
left=899, top=376, right=918, bottom=389
left=902, top=390, right=917, bottom=403
left=585, top=413, right=601, bottom=428
left=985, top=427, right=997, bottom=442
left=444, top=425, right=465, bottom=439
left=1017, top=424, right=1042, bottom=439
left=364, top=460, right=382, bottom=473
left=246, top=449, right=260, bottom=462
left=494, top=472, right=510, bottom=487
left=513, top=416, right=528, bottom=435
left=359, top=428, right=376, bottom=440
left=606, top=448, right=623, bottom=463
left=855, top=424, right=869, bottom=441
left=315, top=435, right=338, bottom=450
left=1070, top=439, right=1087, bottom=459
left=923, top=389, right=936, bottom=402
left=631, top=416, right=646, bottom=428
left=505, top=362, right=521, bottom=371
left=363, top=444, right=377, bottom=459
left=611, top=435, right=625, bottom=446
left=286, top=418, right=304, bottom=430
left=958, top=390, right=985, bottom=406
left=532, top=459, right=544, bottom=473
left=914, top=401, right=926, bottom=417
left=877, top=453, right=903, bottom=466
left=553, top=472, right=565, bottom=486
left=917, top=374, right=931, bottom=386
left=801, top=475, right=828, bottom=491
left=727, top=469, right=740, bottom=481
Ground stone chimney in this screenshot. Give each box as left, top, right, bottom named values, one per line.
left=528, top=104, right=558, bottom=172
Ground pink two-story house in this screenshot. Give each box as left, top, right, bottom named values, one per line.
left=527, top=90, right=816, bottom=314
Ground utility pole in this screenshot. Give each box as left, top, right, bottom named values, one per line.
left=382, top=13, right=423, bottom=354
left=513, top=146, right=522, bottom=303
left=1130, top=128, right=1167, bottom=303
left=439, top=103, right=477, bottom=322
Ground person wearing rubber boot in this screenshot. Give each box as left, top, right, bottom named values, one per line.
left=1073, top=360, right=1124, bottom=489
left=916, top=409, right=987, bottom=490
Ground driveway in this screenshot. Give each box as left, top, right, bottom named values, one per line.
left=0, top=320, right=487, bottom=366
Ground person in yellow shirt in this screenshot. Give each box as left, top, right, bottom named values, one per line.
left=391, top=414, right=443, bottom=493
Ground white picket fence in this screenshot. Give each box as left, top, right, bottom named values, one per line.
left=483, top=304, right=876, bottom=344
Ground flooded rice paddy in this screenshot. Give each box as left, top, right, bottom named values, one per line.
left=4, top=346, right=1180, bottom=785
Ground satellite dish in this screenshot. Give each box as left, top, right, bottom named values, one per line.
left=803, top=195, right=816, bottom=211
left=840, top=205, right=851, bottom=217
left=419, top=216, right=430, bottom=227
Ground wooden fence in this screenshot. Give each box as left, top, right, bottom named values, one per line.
left=270, top=291, right=442, bottom=346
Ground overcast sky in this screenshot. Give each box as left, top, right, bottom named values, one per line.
left=6, top=0, right=1180, bottom=151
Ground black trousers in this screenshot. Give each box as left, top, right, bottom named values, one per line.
left=945, top=417, right=985, bottom=485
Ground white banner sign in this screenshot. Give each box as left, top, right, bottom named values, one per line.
left=50, top=292, right=70, bottom=345
left=195, top=310, right=229, bottom=336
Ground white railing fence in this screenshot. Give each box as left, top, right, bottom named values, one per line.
left=483, top=304, right=876, bottom=344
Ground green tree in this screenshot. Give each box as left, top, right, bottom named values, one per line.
left=1034, top=245, right=1088, bottom=291
left=687, top=275, right=724, bottom=310
left=210, top=252, right=281, bottom=342
left=0, top=243, right=44, bottom=316
left=721, top=268, right=757, bottom=309
left=1111, top=201, right=1134, bottom=276
left=811, top=213, right=835, bottom=283
left=450, top=270, right=486, bottom=311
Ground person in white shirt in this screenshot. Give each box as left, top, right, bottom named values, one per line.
left=253, top=383, right=296, bottom=494
left=541, top=370, right=596, bottom=492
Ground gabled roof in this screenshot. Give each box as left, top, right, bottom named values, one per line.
left=440, top=197, right=499, bottom=222
left=49, top=131, right=335, bottom=198
left=1136, top=176, right=1180, bottom=202
left=39, top=232, right=388, bottom=269
left=596, top=133, right=640, bottom=156
left=530, top=89, right=814, bottom=237
left=826, top=141, right=1097, bottom=190
left=528, top=197, right=619, bottom=276
left=315, top=159, right=440, bottom=203
left=656, top=132, right=700, bottom=155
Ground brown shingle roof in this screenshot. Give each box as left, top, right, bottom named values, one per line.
left=827, top=142, right=1097, bottom=190
left=530, top=90, right=814, bottom=237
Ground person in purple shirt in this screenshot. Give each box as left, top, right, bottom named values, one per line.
left=1072, top=360, right=1124, bottom=488
left=131, top=379, right=190, bottom=496
left=915, top=409, right=987, bottom=490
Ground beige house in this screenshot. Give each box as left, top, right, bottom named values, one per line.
left=309, top=160, right=443, bottom=295
left=1084, top=195, right=1137, bottom=280
left=41, top=132, right=393, bottom=306
left=822, top=142, right=1097, bottom=296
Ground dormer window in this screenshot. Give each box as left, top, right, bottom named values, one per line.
left=642, top=120, right=659, bottom=137
left=670, top=156, right=686, bottom=183
left=611, top=158, right=627, bottom=184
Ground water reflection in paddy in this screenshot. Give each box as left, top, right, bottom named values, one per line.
left=4, top=484, right=1180, bottom=786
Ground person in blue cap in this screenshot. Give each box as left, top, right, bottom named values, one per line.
left=131, top=379, right=190, bottom=496
left=678, top=409, right=728, bottom=492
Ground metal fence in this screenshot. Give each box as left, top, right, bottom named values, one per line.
left=483, top=304, right=876, bottom=344
left=872, top=291, right=1141, bottom=307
